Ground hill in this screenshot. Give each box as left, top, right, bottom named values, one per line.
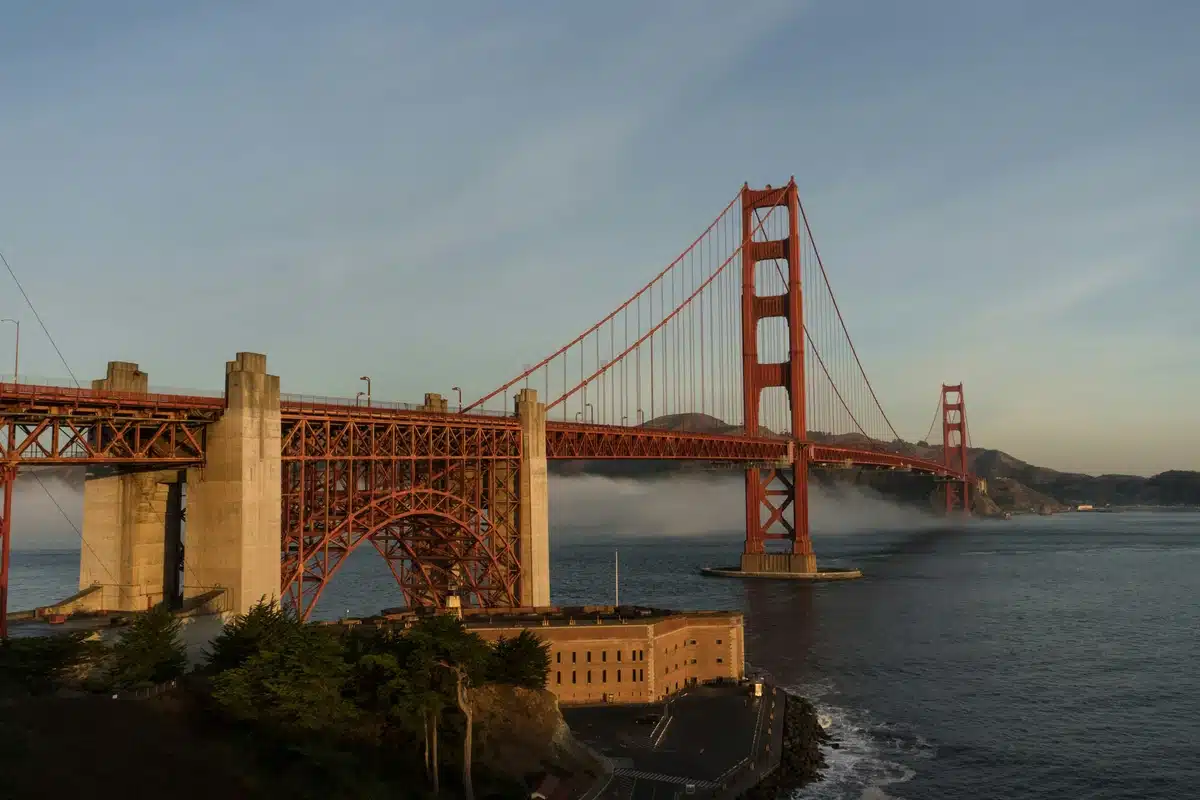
left=551, top=415, right=1200, bottom=512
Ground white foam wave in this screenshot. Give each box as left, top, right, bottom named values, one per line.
left=775, top=679, right=933, bottom=800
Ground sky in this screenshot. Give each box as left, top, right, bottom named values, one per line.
left=1, top=0, right=1197, bottom=476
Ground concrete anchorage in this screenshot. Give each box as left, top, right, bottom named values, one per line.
left=183, top=353, right=281, bottom=617
left=79, top=362, right=183, bottom=611
left=74, top=356, right=549, bottom=619
left=515, top=388, right=550, bottom=607
left=77, top=355, right=282, bottom=617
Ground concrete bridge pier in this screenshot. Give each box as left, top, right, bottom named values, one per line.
left=79, top=362, right=184, bottom=611
left=183, top=352, right=281, bottom=617
left=515, top=388, right=549, bottom=607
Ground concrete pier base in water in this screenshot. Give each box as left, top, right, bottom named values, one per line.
left=699, top=566, right=863, bottom=581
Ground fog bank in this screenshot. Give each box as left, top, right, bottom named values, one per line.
left=10, top=476, right=83, bottom=550
left=549, top=474, right=947, bottom=539
left=9, top=472, right=947, bottom=550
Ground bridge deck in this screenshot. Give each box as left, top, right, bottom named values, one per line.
left=0, top=382, right=963, bottom=477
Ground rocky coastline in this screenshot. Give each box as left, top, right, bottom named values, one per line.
left=741, top=691, right=830, bottom=798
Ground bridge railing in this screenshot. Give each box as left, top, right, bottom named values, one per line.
left=279, top=392, right=514, bottom=418
left=1, top=376, right=514, bottom=417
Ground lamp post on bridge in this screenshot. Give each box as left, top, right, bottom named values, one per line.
left=586, top=403, right=594, bottom=423
left=359, top=375, right=371, bottom=407
left=636, top=408, right=644, bottom=425
left=0, top=318, right=17, bottom=383
left=356, top=391, right=365, bottom=407
left=451, top=386, right=462, bottom=412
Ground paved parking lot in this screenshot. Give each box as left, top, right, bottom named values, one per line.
left=564, top=683, right=780, bottom=799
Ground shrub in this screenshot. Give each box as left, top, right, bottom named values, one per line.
left=108, top=605, right=188, bottom=689
left=204, top=599, right=300, bottom=674
left=211, top=623, right=359, bottom=736
left=0, top=632, right=94, bottom=695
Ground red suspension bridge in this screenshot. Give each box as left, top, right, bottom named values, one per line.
left=0, top=180, right=974, bottom=632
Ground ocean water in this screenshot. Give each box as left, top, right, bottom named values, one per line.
left=9, top=511, right=1199, bottom=799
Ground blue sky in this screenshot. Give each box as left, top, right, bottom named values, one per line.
left=1, top=0, right=1196, bottom=476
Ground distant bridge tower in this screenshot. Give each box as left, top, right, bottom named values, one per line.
left=942, top=383, right=971, bottom=514
left=739, top=180, right=816, bottom=575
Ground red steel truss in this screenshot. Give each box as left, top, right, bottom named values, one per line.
left=0, top=383, right=220, bottom=465
left=279, top=413, right=523, bottom=620
left=545, top=422, right=791, bottom=461
left=1, top=463, right=13, bottom=638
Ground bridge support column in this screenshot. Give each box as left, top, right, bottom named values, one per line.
left=79, top=362, right=182, bottom=611
left=738, top=181, right=820, bottom=577
left=941, top=384, right=972, bottom=515
left=184, top=353, right=281, bottom=616
left=516, top=388, right=549, bottom=607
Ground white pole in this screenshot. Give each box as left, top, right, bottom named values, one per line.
left=615, top=549, right=620, bottom=607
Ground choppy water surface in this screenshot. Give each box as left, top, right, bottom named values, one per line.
left=12, top=511, right=1199, bottom=799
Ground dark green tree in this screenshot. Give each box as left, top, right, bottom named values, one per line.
left=203, top=598, right=300, bottom=674
left=210, top=623, right=359, bottom=735
left=405, top=615, right=491, bottom=797
left=0, top=632, right=94, bottom=695
left=487, top=630, right=551, bottom=689
left=108, top=604, right=188, bottom=689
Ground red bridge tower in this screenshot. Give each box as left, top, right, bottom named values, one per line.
left=739, top=180, right=816, bottom=575
left=942, top=383, right=972, bottom=514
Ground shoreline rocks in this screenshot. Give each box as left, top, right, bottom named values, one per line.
left=741, top=692, right=830, bottom=799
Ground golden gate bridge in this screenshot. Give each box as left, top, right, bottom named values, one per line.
left=0, top=179, right=974, bottom=634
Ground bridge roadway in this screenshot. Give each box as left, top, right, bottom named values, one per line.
left=0, top=381, right=961, bottom=477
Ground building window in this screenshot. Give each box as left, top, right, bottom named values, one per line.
left=587, top=651, right=592, bottom=663
left=572, top=652, right=577, bottom=664
left=617, top=669, right=622, bottom=682
left=617, top=650, right=622, bottom=662
left=602, top=670, right=607, bottom=682
left=639, top=669, right=644, bottom=681
left=716, top=639, right=722, bottom=645
left=602, top=651, right=607, bottom=662
left=556, top=672, right=561, bottom=684
left=716, top=658, right=724, bottom=663
left=688, top=639, right=696, bottom=645
left=690, top=658, right=697, bottom=665
left=556, top=652, right=561, bottom=663
left=572, top=671, right=577, bottom=684
left=587, top=670, right=592, bottom=683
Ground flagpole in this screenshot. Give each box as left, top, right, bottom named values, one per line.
left=614, top=549, right=620, bottom=607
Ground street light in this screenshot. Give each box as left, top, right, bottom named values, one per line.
left=356, top=391, right=366, bottom=407
left=451, top=386, right=462, bottom=412
left=586, top=402, right=595, bottom=423
left=359, top=375, right=371, bottom=407
left=0, top=319, right=17, bottom=383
